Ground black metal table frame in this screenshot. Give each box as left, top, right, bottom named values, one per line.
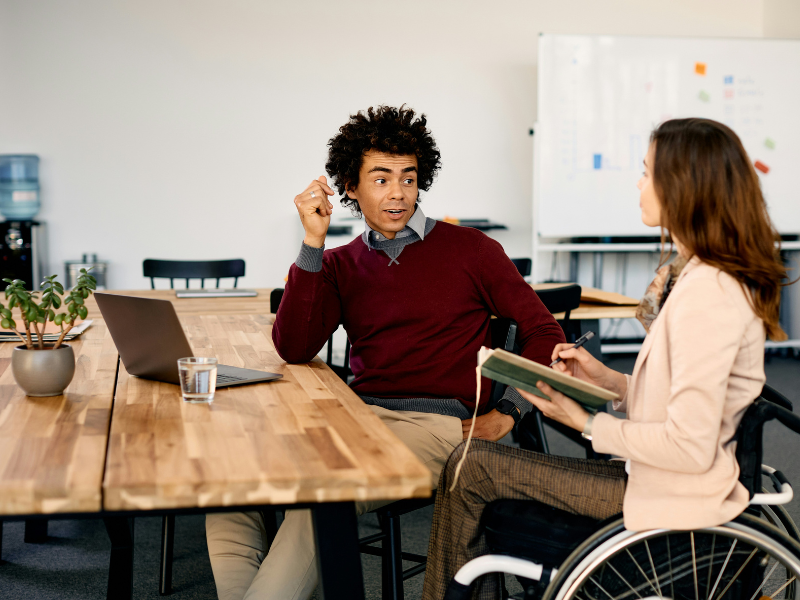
left=1, top=499, right=365, bottom=600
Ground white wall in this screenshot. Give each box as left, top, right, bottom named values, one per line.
left=0, top=0, right=767, bottom=289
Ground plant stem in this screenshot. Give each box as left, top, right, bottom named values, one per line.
left=53, top=324, right=72, bottom=350
left=11, top=328, right=31, bottom=348
left=24, top=322, right=32, bottom=347
left=32, top=321, right=44, bottom=349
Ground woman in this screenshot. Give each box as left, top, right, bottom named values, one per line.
left=421, top=118, right=789, bottom=600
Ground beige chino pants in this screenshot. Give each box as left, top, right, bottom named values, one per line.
left=206, top=405, right=464, bottom=600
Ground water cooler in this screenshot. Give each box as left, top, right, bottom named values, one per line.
left=0, top=156, right=47, bottom=289
left=0, top=221, right=47, bottom=290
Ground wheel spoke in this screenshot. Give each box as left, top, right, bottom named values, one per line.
left=666, top=534, right=675, bottom=600
left=747, top=559, right=781, bottom=600
left=705, top=534, right=717, bottom=600
left=588, top=576, right=618, bottom=600
left=605, top=561, right=644, bottom=599
left=625, top=548, right=660, bottom=597
left=692, top=532, right=700, bottom=600
left=644, top=540, right=663, bottom=598
left=707, top=538, right=737, bottom=600
left=768, top=574, right=796, bottom=599
left=713, top=547, right=759, bottom=600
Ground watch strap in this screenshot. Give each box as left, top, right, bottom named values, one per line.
left=496, top=399, right=521, bottom=426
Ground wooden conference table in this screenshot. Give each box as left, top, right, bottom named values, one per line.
left=0, top=290, right=431, bottom=600
left=0, top=285, right=635, bottom=598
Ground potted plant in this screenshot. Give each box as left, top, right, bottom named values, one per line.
left=2, top=269, right=96, bottom=396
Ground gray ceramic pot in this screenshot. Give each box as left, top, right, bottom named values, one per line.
left=11, top=344, right=76, bottom=397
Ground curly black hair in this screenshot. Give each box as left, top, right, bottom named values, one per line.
left=325, top=105, right=442, bottom=216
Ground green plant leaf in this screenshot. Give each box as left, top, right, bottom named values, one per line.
left=52, top=295, right=61, bottom=309
left=68, top=303, right=77, bottom=315
left=77, top=306, right=88, bottom=320
left=8, top=296, right=16, bottom=308
left=0, top=309, right=10, bottom=318
left=1, top=318, right=9, bottom=329
left=54, top=313, right=64, bottom=326
left=73, top=295, right=84, bottom=306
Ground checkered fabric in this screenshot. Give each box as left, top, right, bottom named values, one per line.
left=422, top=439, right=627, bottom=600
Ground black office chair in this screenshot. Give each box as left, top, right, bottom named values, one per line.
left=517, top=283, right=588, bottom=457
left=511, top=258, right=532, bottom=278
left=143, top=259, right=245, bottom=289
left=358, top=317, right=519, bottom=600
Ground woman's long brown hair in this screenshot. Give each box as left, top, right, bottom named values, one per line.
left=651, top=118, right=788, bottom=340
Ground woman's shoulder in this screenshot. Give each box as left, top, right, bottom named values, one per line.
left=674, top=258, right=754, bottom=315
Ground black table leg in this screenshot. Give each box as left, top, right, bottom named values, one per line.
left=24, top=519, right=47, bottom=543
left=104, top=517, right=134, bottom=600
left=312, top=502, right=365, bottom=600
left=160, top=515, right=175, bottom=595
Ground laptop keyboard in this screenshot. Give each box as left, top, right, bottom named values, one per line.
left=217, top=374, right=247, bottom=383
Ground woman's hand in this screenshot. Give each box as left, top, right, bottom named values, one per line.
left=551, top=344, right=627, bottom=398
left=519, top=381, right=590, bottom=433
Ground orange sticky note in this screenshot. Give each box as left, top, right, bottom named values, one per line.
left=695, top=62, right=706, bottom=76
left=754, top=160, right=770, bottom=174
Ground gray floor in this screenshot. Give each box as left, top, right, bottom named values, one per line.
left=1, top=354, right=798, bottom=600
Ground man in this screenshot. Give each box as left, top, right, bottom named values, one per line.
left=206, top=105, right=565, bottom=600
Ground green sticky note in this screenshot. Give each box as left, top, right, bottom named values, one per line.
left=765, top=138, right=776, bottom=149
left=698, top=90, right=710, bottom=102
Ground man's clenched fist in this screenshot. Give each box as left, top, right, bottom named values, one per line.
left=294, top=176, right=336, bottom=248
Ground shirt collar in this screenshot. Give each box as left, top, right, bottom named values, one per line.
left=361, top=205, right=427, bottom=249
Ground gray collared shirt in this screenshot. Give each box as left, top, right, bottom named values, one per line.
left=361, top=205, right=428, bottom=250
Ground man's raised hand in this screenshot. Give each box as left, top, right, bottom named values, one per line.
left=295, top=176, right=335, bottom=248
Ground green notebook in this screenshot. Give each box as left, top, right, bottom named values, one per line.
left=479, top=348, right=618, bottom=412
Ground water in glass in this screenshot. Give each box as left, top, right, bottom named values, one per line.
left=178, top=357, right=217, bottom=403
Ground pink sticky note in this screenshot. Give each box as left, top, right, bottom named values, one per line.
left=754, top=160, right=770, bottom=174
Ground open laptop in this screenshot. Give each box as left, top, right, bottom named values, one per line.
left=94, top=293, right=282, bottom=387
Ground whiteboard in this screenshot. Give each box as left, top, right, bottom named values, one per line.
left=536, top=34, right=800, bottom=237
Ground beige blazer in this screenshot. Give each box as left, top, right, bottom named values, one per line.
left=593, top=257, right=766, bottom=531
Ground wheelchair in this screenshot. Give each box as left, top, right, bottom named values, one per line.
left=444, top=385, right=800, bottom=600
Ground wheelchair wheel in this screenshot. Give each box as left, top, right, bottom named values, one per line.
left=543, top=513, right=800, bottom=600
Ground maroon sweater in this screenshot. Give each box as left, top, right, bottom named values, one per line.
left=272, top=222, right=565, bottom=412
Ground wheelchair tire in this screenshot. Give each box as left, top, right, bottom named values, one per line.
left=543, top=512, right=800, bottom=600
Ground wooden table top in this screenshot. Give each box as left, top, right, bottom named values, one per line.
left=84, top=288, right=275, bottom=317
left=102, top=314, right=431, bottom=511
left=0, top=322, right=119, bottom=516
left=84, top=287, right=638, bottom=321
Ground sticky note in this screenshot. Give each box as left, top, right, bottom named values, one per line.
left=593, top=154, right=602, bottom=169
left=765, top=138, right=776, bottom=149
left=724, top=89, right=734, bottom=99
left=724, top=75, right=733, bottom=84
left=754, top=160, right=770, bottom=174
left=695, top=62, right=707, bottom=76
left=698, top=90, right=710, bottom=102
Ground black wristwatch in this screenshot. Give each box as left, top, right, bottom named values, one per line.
left=495, top=399, right=521, bottom=426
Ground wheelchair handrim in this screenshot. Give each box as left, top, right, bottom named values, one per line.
left=548, top=518, right=800, bottom=600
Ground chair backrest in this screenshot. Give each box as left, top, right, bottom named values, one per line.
left=143, top=259, right=245, bottom=289
left=488, top=318, right=518, bottom=407
left=534, top=283, right=581, bottom=317
left=736, top=384, right=799, bottom=497
left=511, top=258, right=532, bottom=278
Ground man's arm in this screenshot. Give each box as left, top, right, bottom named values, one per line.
left=272, top=176, right=343, bottom=364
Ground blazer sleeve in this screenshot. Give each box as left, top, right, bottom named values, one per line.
left=272, top=249, right=342, bottom=364
left=591, top=276, right=748, bottom=474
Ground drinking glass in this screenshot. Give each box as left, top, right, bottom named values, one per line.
left=177, top=357, right=217, bottom=403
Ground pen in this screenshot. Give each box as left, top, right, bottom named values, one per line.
left=550, top=331, right=595, bottom=367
